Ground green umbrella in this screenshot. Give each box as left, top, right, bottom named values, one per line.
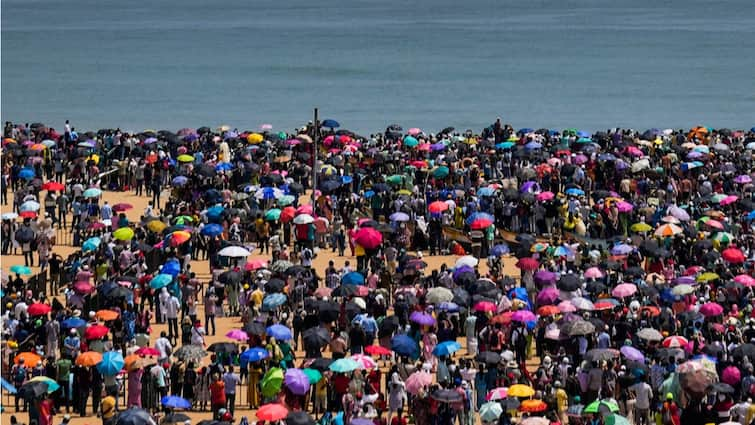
left=302, top=368, right=322, bottom=384
left=386, top=175, right=403, bottom=185
left=583, top=399, right=620, bottom=414
left=711, top=194, right=727, bottom=203
left=265, top=208, right=282, bottom=221
left=174, top=215, right=194, bottom=225
left=403, top=136, right=419, bottom=148
left=712, top=232, right=733, bottom=244
left=604, top=415, right=630, bottom=425
left=432, top=166, right=450, bottom=179
left=277, top=195, right=295, bottom=207
left=261, top=367, right=284, bottom=397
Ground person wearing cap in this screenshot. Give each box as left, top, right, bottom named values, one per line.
left=660, top=392, right=680, bottom=425
left=64, top=328, right=81, bottom=358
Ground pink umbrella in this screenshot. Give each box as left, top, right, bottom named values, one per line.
left=536, top=287, right=560, bottom=305
left=486, top=387, right=508, bottom=401
left=721, top=366, right=741, bottom=385
left=625, top=146, right=644, bottom=157
left=612, top=283, right=637, bottom=298
left=703, top=219, right=724, bottom=230
left=354, top=227, right=383, bottom=249
left=536, top=191, right=554, bottom=201
left=557, top=300, right=576, bottom=313
left=350, top=354, right=378, bottom=370
left=616, top=201, right=634, bottom=213
left=474, top=301, right=497, bottom=313
left=720, top=195, right=738, bottom=206
left=699, top=302, right=724, bottom=317
left=734, top=274, right=755, bottom=286
left=512, top=310, right=537, bottom=323
left=245, top=259, right=268, bottom=271
left=584, top=267, right=604, bottom=279
left=405, top=371, right=432, bottom=395
left=226, top=329, right=249, bottom=341
left=407, top=128, right=422, bottom=136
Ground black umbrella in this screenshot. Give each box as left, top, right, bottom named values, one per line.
left=15, top=227, right=35, bottom=243
left=585, top=281, right=607, bottom=294
left=372, top=183, right=389, bottom=193
left=197, top=164, right=216, bottom=177
left=219, top=270, right=243, bottom=285
left=476, top=351, right=501, bottom=365
left=207, top=342, right=238, bottom=353
left=624, top=267, right=645, bottom=278
left=379, top=315, right=400, bottom=334
left=285, top=265, right=308, bottom=276
left=319, top=180, right=341, bottom=193
left=585, top=348, right=619, bottom=362
left=318, top=302, right=340, bottom=322
left=708, top=382, right=735, bottom=394
left=452, top=287, right=471, bottom=306
left=332, top=285, right=357, bottom=298
left=345, top=302, right=363, bottom=319
left=288, top=182, right=304, bottom=194
left=116, top=408, right=155, bottom=425
left=18, top=381, right=49, bottom=399
left=101, top=285, right=132, bottom=300
left=244, top=321, right=266, bottom=336
left=455, top=272, right=476, bottom=287
left=265, top=278, right=286, bottom=293
left=163, top=413, right=192, bottom=423
left=500, top=398, right=520, bottom=410
left=286, top=412, right=315, bottom=425
left=302, top=326, right=331, bottom=349
left=431, top=389, right=463, bottom=403
left=558, top=274, right=581, bottom=292
left=309, top=358, right=334, bottom=371
left=561, top=320, right=595, bottom=337
left=732, top=343, right=755, bottom=358
left=655, top=348, right=686, bottom=361
left=470, top=279, right=497, bottom=294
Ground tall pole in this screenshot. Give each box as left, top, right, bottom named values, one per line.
left=312, top=107, right=319, bottom=206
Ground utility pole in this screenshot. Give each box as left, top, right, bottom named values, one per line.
left=312, top=108, right=319, bottom=206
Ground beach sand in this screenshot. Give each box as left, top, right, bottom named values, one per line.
left=1, top=187, right=526, bottom=425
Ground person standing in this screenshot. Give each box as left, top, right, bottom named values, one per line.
left=45, top=319, right=60, bottom=359
left=11, top=358, right=28, bottom=412
left=56, top=355, right=73, bottom=413
left=223, top=366, right=240, bottom=416
left=127, top=365, right=143, bottom=408
left=204, top=288, right=218, bottom=336
left=56, top=191, right=69, bottom=229
left=100, top=387, right=117, bottom=425
left=630, top=377, right=654, bottom=425
left=165, top=291, right=180, bottom=343
left=209, top=374, right=226, bottom=420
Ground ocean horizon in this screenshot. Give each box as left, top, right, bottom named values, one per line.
left=2, top=0, right=754, bottom=135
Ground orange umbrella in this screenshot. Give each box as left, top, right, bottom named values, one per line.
left=520, top=399, right=548, bottom=413
left=96, top=309, right=120, bottom=321
left=124, top=354, right=144, bottom=372
left=29, top=143, right=47, bottom=151
left=76, top=351, right=103, bottom=367
left=169, top=230, right=192, bottom=247
left=537, top=305, right=561, bottom=316
left=15, top=352, right=41, bottom=365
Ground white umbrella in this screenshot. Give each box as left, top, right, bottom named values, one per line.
left=293, top=214, right=314, bottom=224
left=570, top=297, right=595, bottom=311
left=455, top=255, right=479, bottom=268
left=217, top=246, right=251, bottom=257
left=631, top=158, right=650, bottom=173
left=20, top=201, right=40, bottom=212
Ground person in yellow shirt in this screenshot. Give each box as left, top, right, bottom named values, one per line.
left=554, top=381, right=569, bottom=425
left=100, top=388, right=117, bottom=425
left=250, top=285, right=264, bottom=310
left=314, top=374, right=328, bottom=416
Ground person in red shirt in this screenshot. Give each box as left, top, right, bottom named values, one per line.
left=390, top=407, right=407, bottom=425
left=209, top=374, right=226, bottom=420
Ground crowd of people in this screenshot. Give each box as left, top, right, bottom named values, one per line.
left=1, top=119, right=755, bottom=425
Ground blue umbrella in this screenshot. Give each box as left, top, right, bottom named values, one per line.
left=341, top=272, right=365, bottom=285
left=161, top=395, right=191, bottom=409
left=61, top=318, right=86, bottom=328
left=215, top=162, right=233, bottom=172
left=518, top=128, right=534, bottom=134
left=577, top=130, right=591, bottom=138
left=524, top=141, right=542, bottom=150
left=329, top=358, right=359, bottom=373
left=363, top=190, right=375, bottom=199
left=341, top=175, right=353, bottom=184
left=389, top=212, right=410, bottom=222
left=746, top=210, right=755, bottom=221
left=82, top=237, right=101, bottom=252
left=201, top=223, right=224, bottom=237
left=206, top=205, right=225, bottom=221
left=18, top=168, right=35, bottom=180
left=171, top=176, right=188, bottom=186
left=438, top=302, right=460, bottom=312
left=161, top=259, right=181, bottom=277
left=477, top=187, right=495, bottom=197
left=491, top=244, right=510, bottom=256
left=391, top=334, right=419, bottom=359
left=495, top=141, right=515, bottom=150
left=465, top=212, right=494, bottom=226
left=508, top=287, right=531, bottom=309
left=266, top=324, right=292, bottom=340
left=240, top=347, right=269, bottom=364
left=83, top=188, right=102, bottom=198
left=321, top=119, right=340, bottom=128
left=262, top=293, right=288, bottom=311
left=432, top=341, right=461, bottom=357
left=564, top=188, right=585, bottom=196
left=97, top=351, right=125, bottom=376
left=9, top=265, right=32, bottom=275
left=2, top=377, right=17, bottom=394
left=150, top=274, right=173, bottom=289
left=553, top=245, right=573, bottom=257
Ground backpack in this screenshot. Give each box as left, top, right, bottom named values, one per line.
left=661, top=402, right=673, bottom=425
left=14, top=365, right=26, bottom=383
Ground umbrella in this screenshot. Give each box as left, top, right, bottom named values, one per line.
left=342, top=271, right=365, bottom=285
left=302, top=326, right=331, bottom=348
left=262, top=293, right=287, bottom=311
left=516, top=257, right=539, bottom=271
left=476, top=351, right=502, bottom=365
left=149, top=274, right=173, bottom=289
left=257, top=403, right=289, bottom=421
left=354, top=227, right=383, bottom=249
left=391, top=334, right=420, bottom=359
left=284, top=368, right=311, bottom=395
left=330, top=358, right=359, bottom=373
left=18, top=381, right=51, bottom=399
left=161, top=395, right=192, bottom=409
left=207, top=342, right=238, bottom=354
left=226, top=329, right=249, bottom=341
left=27, top=303, right=52, bottom=316
left=286, top=412, right=315, bottom=425
left=240, top=347, right=269, bottom=363
left=97, top=351, right=125, bottom=376
left=163, top=413, right=191, bottom=424
left=173, top=345, right=208, bottom=361
left=620, top=346, right=645, bottom=362
left=721, top=366, right=741, bottom=385
left=520, top=399, right=548, bottom=413
left=261, top=368, right=284, bottom=397
left=115, top=407, right=155, bottom=425
left=432, top=341, right=461, bottom=357
left=27, top=376, right=60, bottom=393
left=1, top=378, right=17, bottom=394
left=62, top=317, right=87, bottom=328
left=431, top=388, right=463, bottom=403
left=426, top=287, right=454, bottom=304
left=612, top=283, right=637, bottom=298
left=479, top=401, right=504, bottom=421
left=507, top=384, right=535, bottom=398
left=410, top=311, right=436, bottom=326
left=700, top=302, right=724, bottom=317
left=266, top=324, right=292, bottom=340
left=562, top=320, right=595, bottom=336
left=75, top=351, right=103, bottom=366
left=662, top=336, right=689, bottom=348
left=584, top=400, right=620, bottom=414
left=586, top=349, right=620, bottom=362
left=85, top=325, right=109, bottom=340
left=406, top=371, right=433, bottom=395
left=217, top=246, right=251, bottom=257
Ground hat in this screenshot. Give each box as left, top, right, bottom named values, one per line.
left=72, top=309, right=82, bottom=317
left=506, top=360, right=518, bottom=369
left=666, top=393, right=673, bottom=400
left=554, top=381, right=562, bottom=388
left=70, top=329, right=77, bottom=334
left=574, top=395, right=581, bottom=403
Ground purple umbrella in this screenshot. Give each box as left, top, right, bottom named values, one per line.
left=687, top=151, right=704, bottom=159
left=536, top=287, right=560, bottom=305
left=616, top=201, right=633, bottom=213
left=430, top=143, right=447, bottom=151
left=672, top=276, right=696, bottom=286
left=410, top=311, right=436, bottom=326
left=667, top=205, right=690, bottom=221
left=520, top=181, right=539, bottom=193
left=615, top=160, right=629, bottom=171
left=453, top=266, right=474, bottom=280
left=573, top=154, right=588, bottom=165
left=512, top=310, right=537, bottom=323
left=534, top=270, right=558, bottom=287
left=620, top=345, right=645, bottom=362
left=611, top=244, right=634, bottom=255
left=734, top=175, right=752, bottom=184
left=284, top=368, right=311, bottom=395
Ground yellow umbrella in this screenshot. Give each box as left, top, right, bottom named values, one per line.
left=630, top=222, right=652, bottom=233
left=113, top=227, right=135, bottom=241
left=697, top=272, right=719, bottom=283
left=247, top=133, right=264, bottom=144
left=507, top=384, right=535, bottom=398
left=397, top=189, right=412, bottom=195
left=87, top=154, right=100, bottom=165
left=147, top=220, right=168, bottom=233
left=177, top=154, right=194, bottom=163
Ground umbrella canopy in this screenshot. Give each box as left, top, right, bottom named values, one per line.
left=261, top=368, right=285, bottom=397
left=284, top=368, right=311, bottom=395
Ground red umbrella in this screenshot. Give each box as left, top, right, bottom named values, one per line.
left=256, top=404, right=289, bottom=421
left=84, top=324, right=109, bottom=340
left=354, top=227, right=383, bottom=249
left=469, top=217, right=494, bottom=230
left=490, top=312, right=513, bottom=325
left=42, top=181, right=65, bottom=191
left=88, top=222, right=105, bottom=230
left=537, top=305, right=561, bottom=316
left=27, top=303, right=52, bottom=316
left=295, top=205, right=313, bottom=215
left=428, top=201, right=449, bottom=214
left=516, top=257, right=539, bottom=271
left=19, top=211, right=37, bottom=219
left=365, top=345, right=392, bottom=356
left=112, top=203, right=133, bottom=212
left=73, top=281, right=94, bottom=294
left=135, top=347, right=161, bottom=356
left=722, top=247, right=745, bottom=263
left=280, top=206, right=296, bottom=223
left=662, top=336, right=689, bottom=348
left=473, top=301, right=497, bottom=312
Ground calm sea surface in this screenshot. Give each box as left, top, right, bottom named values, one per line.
left=2, top=0, right=754, bottom=135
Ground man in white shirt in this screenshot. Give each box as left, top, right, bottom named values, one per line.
left=166, top=292, right=181, bottom=343
left=630, top=378, right=653, bottom=425
left=155, top=331, right=173, bottom=362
